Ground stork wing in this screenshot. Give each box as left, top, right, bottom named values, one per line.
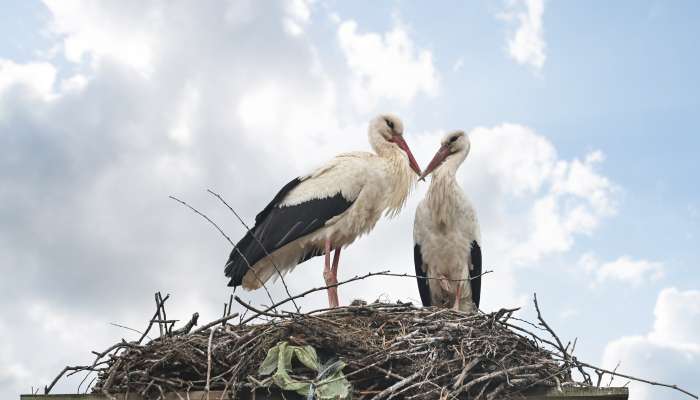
left=413, top=244, right=432, bottom=307
left=224, top=155, right=370, bottom=287
left=470, top=240, right=482, bottom=308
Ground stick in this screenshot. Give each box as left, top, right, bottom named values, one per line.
left=234, top=296, right=289, bottom=319
left=155, top=292, right=165, bottom=337
left=573, top=360, right=698, bottom=399
left=45, top=366, right=89, bottom=394
left=533, top=293, right=585, bottom=383
left=453, top=363, right=544, bottom=396
left=159, top=292, right=173, bottom=335
left=192, top=313, right=240, bottom=334
left=371, top=371, right=422, bottom=400
left=101, top=359, right=122, bottom=400
left=241, top=270, right=390, bottom=324
left=207, top=189, right=301, bottom=313
left=223, top=294, right=233, bottom=328
left=109, top=322, right=146, bottom=338
left=452, top=357, right=481, bottom=389
left=139, top=293, right=170, bottom=344
left=169, top=195, right=278, bottom=311
left=376, top=270, right=493, bottom=282
left=608, top=361, right=620, bottom=387
left=205, top=327, right=216, bottom=398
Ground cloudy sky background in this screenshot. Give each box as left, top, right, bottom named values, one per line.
left=1, top=1, right=699, bottom=399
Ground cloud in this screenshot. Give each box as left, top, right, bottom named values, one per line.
left=602, top=288, right=700, bottom=400
left=579, top=254, right=665, bottom=286
left=649, top=288, right=700, bottom=348
left=42, top=0, right=159, bottom=76
left=465, top=124, right=617, bottom=266
left=0, top=59, right=57, bottom=102
left=499, top=0, right=546, bottom=69
left=337, top=19, right=439, bottom=108
left=283, top=0, right=313, bottom=36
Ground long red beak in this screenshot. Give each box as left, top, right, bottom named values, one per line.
left=392, top=135, right=422, bottom=176
left=419, top=145, right=450, bottom=181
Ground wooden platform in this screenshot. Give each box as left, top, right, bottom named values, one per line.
left=21, top=386, right=629, bottom=400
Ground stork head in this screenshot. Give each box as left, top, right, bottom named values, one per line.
left=419, top=130, right=470, bottom=181
left=369, top=114, right=421, bottom=176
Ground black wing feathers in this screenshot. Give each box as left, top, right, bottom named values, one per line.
left=414, top=244, right=432, bottom=307
left=470, top=240, right=482, bottom=308
left=225, top=177, right=353, bottom=287
left=254, top=177, right=302, bottom=224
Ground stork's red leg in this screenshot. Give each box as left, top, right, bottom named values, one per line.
left=331, top=247, right=342, bottom=305
left=323, top=238, right=339, bottom=308
left=453, top=284, right=462, bottom=311
left=332, top=247, right=341, bottom=275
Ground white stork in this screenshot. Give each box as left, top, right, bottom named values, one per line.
left=225, top=114, right=421, bottom=308
left=413, top=130, right=482, bottom=312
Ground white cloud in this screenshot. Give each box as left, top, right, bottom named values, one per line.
left=168, top=82, right=200, bottom=147
left=337, top=19, right=439, bottom=108
left=579, top=254, right=665, bottom=286
left=0, top=364, right=30, bottom=394
left=602, top=288, right=700, bottom=400
left=499, top=0, right=546, bottom=69
left=649, top=288, right=700, bottom=347
left=283, top=0, right=313, bottom=36
left=468, top=124, right=556, bottom=195
left=464, top=124, right=617, bottom=266
left=0, top=59, right=56, bottom=101
left=43, top=0, right=158, bottom=76
left=59, top=73, right=88, bottom=93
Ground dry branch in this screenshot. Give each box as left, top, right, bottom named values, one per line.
left=168, top=195, right=278, bottom=311
left=207, top=188, right=301, bottom=313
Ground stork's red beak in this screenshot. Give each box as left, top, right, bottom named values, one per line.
left=392, top=135, right=422, bottom=176
left=419, top=145, right=450, bottom=181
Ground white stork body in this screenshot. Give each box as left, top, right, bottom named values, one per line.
left=239, top=151, right=414, bottom=288
left=225, top=115, right=420, bottom=307
left=413, top=131, right=482, bottom=312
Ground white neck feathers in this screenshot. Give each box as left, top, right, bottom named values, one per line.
left=383, top=149, right=416, bottom=217
left=426, top=160, right=463, bottom=226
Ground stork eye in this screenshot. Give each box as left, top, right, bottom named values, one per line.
left=386, top=119, right=395, bottom=130
left=449, top=136, right=459, bottom=143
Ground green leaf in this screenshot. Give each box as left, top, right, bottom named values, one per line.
left=257, top=341, right=351, bottom=399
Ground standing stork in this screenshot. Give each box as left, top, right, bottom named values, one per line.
left=225, top=114, right=421, bottom=308
left=413, top=130, right=482, bottom=312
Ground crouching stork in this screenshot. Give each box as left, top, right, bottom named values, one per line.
left=225, top=114, right=421, bottom=308
left=413, top=130, right=482, bottom=312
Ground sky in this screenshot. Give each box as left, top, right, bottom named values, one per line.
left=0, top=1, right=699, bottom=399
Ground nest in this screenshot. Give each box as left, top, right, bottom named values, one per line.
left=90, top=301, right=576, bottom=399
